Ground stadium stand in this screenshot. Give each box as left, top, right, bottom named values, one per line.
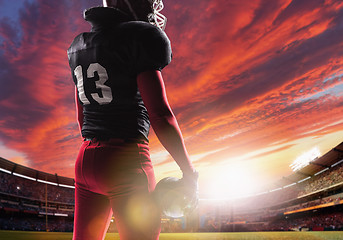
left=198, top=142, right=343, bottom=232
left=0, top=157, right=75, bottom=232
left=0, top=142, right=342, bottom=232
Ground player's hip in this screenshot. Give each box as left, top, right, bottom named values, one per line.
left=75, top=138, right=155, bottom=197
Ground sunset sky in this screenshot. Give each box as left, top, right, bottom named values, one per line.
left=0, top=0, right=343, bottom=199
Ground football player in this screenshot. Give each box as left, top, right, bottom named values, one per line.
left=67, top=0, right=198, bottom=239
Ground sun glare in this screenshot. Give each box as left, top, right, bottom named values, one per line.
left=206, top=163, right=258, bottom=199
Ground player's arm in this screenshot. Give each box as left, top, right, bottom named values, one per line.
left=75, top=87, right=84, bottom=133
left=137, top=70, right=196, bottom=176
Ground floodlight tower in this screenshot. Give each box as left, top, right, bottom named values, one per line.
left=290, top=147, right=321, bottom=172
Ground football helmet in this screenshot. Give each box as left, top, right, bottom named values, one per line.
left=154, top=175, right=198, bottom=218
left=103, top=0, right=167, bottom=30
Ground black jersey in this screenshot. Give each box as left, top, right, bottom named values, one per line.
left=67, top=7, right=172, bottom=141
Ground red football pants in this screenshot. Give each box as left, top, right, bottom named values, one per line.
left=73, top=139, right=161, bottom=240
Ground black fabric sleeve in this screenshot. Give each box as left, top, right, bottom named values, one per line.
left=134, top=24, right=172, bottom=74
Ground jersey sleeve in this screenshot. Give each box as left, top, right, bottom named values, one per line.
left=134, top=24, right=172, bottom=74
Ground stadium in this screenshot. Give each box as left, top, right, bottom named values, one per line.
left=1, top=0, right=343, bottom=239
left=1, top=142, right=343, bottom=239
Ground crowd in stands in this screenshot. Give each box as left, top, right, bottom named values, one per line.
left=0, top=171, right=74, bottom=204
left=1, top=160, right=343, bottom=232
left=230, top=185, right=301, bottom=212
left=198, top=162, right=343, bottom=232
left=252, top=186, right=300, bottom=208
left=232, top=162, right=343, bottom=212
left=264, top=194, right=343, bottom=218
left=0, top=215, right=73, bottom=232
left=267, top=212, right=343, bottom=231
left=200, top=212, right=343, bottom=232
left=0, top=171, right=75, bottom=232
left=298, top=164, right=343, bottom=196
left=0, top=197, right=74, bottom=216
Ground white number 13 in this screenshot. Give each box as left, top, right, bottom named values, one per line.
left=74, top=63, right=113, bottom=105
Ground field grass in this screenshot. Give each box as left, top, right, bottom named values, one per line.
left=0, top=231, right=342, bottom=240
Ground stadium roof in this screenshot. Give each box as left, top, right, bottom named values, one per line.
left=275, top=141, right=343, bottom=188
left=0, top=157, right=75, bottom=187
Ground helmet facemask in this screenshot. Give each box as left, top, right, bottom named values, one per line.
left=147, top=0, right=167, bottom=31
left=103, top=0, right=167, bottom=31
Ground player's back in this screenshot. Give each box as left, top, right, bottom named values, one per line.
left=67, top=7, right=171, bottom=141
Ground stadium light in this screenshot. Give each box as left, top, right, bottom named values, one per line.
left=39, top=212, right=54, bottom=216
left=290, top=147, right=321, bottom=172
left=297, top=176, right=311, bottom=183
left=37, top=179, right=58, bottom=186
left=0, top=167, right=11, bottom=174
left=254, top=191, right=269, bottom=196
left=283, top=183, right=296, bottom=188
left=59, top=184, right=75, bottom=189
left=3, top=169, right=75, bottom=188
left=54, top=213, right=68, bottom=217
left=270, top=187, right=282, bottom=192
left=314, top=167, right=329, bottom=176
left=13, top=172, right=36, bottom=181
left=331, top=159, right=343, bottom=168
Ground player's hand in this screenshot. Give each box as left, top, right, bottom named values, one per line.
left=181, top=170, right=199, bottom=214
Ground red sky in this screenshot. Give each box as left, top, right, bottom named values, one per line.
left=0, top=0, right=343, bottom=198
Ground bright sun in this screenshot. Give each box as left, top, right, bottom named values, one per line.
left=206, top=163, right=258, bottom=199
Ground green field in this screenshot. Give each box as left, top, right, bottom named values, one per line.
left=0, top=231, right=343, bottom=240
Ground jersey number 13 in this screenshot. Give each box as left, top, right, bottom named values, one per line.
left=74, top=63, right=113, bottom=105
